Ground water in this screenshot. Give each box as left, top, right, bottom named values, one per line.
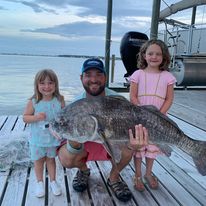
left=0, top=54, right=126, bottom=115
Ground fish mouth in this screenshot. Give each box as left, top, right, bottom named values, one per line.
left=45, top=123, right=50, bottom=128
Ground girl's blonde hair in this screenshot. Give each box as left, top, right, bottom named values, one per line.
left=32, top=69, right=64, bottom=103
left=137, top=39, right=171, bottom=71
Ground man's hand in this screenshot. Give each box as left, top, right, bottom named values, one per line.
left=129, top=124, right=148, bottom=150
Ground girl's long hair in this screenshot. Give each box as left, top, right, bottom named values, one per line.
left=31, top=69, right=64, bottom=103
left=137, top=39, right=171, bottom=71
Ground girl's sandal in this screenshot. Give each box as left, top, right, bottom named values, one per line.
left=134, top=176, right=145, bottom=192
left=144, top=175, right=159, bottom=190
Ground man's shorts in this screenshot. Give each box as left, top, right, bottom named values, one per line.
left=57, top=139, right=111, bottom=162
left=30, top=145, right=57, bottom=161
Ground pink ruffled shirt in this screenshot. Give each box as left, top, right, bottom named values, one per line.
left=130, top=69, right=176, bottom=110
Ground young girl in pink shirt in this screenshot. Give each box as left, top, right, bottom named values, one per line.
left=130, top=39, right=176, bottom=191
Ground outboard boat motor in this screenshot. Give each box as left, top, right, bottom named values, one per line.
left=120, top=31, right=148, bottom=79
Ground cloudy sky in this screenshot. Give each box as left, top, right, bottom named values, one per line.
left=0, top=0, right=206, bottom=57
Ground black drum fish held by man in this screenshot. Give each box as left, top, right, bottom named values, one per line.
left=50, top=95, right=206, bottom=176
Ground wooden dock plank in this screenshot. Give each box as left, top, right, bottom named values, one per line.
left=87, top=161, right=115, bottom=206
left=12, top=115, right=26, bottom=132
left=66, top=168, right=91, bottom=206
left=97, top=160, right=181, bottom=206
left=1, top=167, right=27, bottom=206
left=0, top=114, right=206, bottom=206
left=157, top=155, right=206, bottom=204
left=0, top=171, right=9, bottom=199
left=151, top=160, right=202, bottom=206
left=127, top=162, right=180, bottom=206
left=170, top=102, right=206, bottom=131
left=169, top=115, right=206, bottom=140
left=97, top=161, right=137, bottom=206
left=0, top=116, right=18, bottom=136
left=169, top=150, right=206, bottom=189
left=121, top=165, right=161, bottom=206
left=0, top=116, right=7, bottom=130
left=24, top=167, right=45, bottom=206
left=48, top=159, right=68, bottom=206
left=169, top=90, right=206, bottom=130
left=173, top=148, right=206, bottom=189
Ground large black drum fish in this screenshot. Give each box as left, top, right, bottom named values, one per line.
left=50, top=96, right=206, bottom=176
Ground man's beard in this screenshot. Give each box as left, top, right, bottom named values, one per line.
left=83, top=84, right=105, bottom=96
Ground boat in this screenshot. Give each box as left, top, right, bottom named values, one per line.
left=158, top=0, right=206, bottom=86
left=112, top=0, right=206, bottom=88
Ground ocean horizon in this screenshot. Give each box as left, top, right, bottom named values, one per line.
left=0, top=54, right=126, bottom=115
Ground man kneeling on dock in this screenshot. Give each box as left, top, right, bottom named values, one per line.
left=56, top=58, right=148, bottom=202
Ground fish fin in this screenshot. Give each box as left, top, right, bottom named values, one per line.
left=141, top=105, right=159, bottom=111
left=98, top=129, right=120, bottom=163
left=89, top=116, right=120, bottom=163
left=157, top=144, right=173, bottom=157
left=192, top=142, right=206, bottom=176
left=98, top=129, right=113, bottom=156
left=108, top=95, right=128, bottom=101
left=193, top=157, right=206, bottom=176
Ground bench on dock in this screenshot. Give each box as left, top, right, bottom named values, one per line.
left=0, top=115, right=206, bottom=206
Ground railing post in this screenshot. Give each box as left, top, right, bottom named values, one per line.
left=105, top=0, right=113, bottom=87
left=150, top=0, right=161, bottom=39
left=111, top=54, right=115, bottom=83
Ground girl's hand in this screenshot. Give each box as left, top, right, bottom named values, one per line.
left=129, top=124, right=148, bottom=150
left=35, top=112, right=46, bottom=121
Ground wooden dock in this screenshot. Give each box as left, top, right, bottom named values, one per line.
left=0, top=90, right=206, bottom=206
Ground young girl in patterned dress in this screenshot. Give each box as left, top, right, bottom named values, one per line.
left=129, top=39, right=176, bottom=191
left=23, top=69, right=65, bottom=197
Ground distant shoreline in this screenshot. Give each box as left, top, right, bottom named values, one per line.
left=0, top=53, right=121, bottom=60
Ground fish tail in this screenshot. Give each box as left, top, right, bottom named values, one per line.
left=192, top=142, right=206, bottom=176
left=193, top=156, right=206, bottom=176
